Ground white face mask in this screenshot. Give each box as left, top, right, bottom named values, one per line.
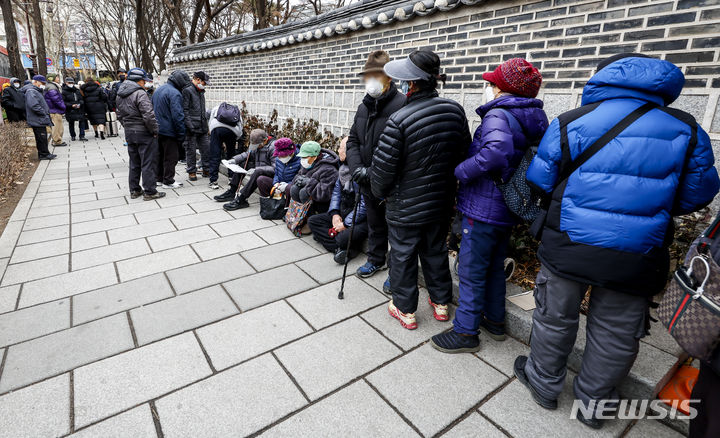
left=144, top=82, right=153, bottom=89
left=248, top=143, right=259, bottom=153
left=67, top=83, right=75, bottom=88
left=365, top=78, right=383, bottom=99
left=300, top=157, right=313, bottom=169
left=399, top=80, right=410, bottom=95
left=279, top=155, right=293, bottom=164
left=196, top=83, right=205, bottom=90
left=13, top=83, right=20, bottom=88
left=484, top=86, right=496, bottom=104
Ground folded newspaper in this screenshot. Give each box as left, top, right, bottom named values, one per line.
left=221, top=160, right=248, bottom=175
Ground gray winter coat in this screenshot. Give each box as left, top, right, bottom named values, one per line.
left=232, top=141, right=276, bottom=174
left=182, top=84, right=208, bottom=134
left=21, top=83, right=52, bottom=127
left=116, top=81, right=158, bottom=135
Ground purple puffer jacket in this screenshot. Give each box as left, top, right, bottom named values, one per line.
left=44, top=82, right=66, bottom=114
left=455, top=95, right=549, bottom=227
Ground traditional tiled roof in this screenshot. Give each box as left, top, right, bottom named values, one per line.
left=171, top=0, right=484, bottom=62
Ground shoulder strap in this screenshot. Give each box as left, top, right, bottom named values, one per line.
left=557, top=102, right=657, bottom=184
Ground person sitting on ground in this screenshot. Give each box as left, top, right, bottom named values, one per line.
left=266, top=137, right=302, bottom=206
left=289, top=141, right=340, bottom=214
left=308, top=137, right=368, bottom=264
left=206, top=102, right=245, bottom=189
left=217, top=129, right=276, bottom=210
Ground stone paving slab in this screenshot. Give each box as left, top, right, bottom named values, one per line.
left=130, top=285, right=237, bottom=345
left=155, top=353, right=307, bottom=438
left=295, top=252, right=367, bottom=284
left=19, top=263, right=118, bottom=308
left=23, top=213, right=70, bottom=231
left=0, top=313, right=134, bottom=392
left=171, top=209, right=234, bottom=230
left=442, top=412, right=506, bottom=438
left=10, top=238, right=70, bottom=264
left=0, top=284, right=20, bottom=314
left=71, top=232, right=109, bottom=251
left=210, top=215, right=276, bottom=237
left=68, top=405, right=158, bottom=438
left=253, top=224, right=297, bottom=244
left=625, top=418, right=684, bottom=438
left=261, top=380, right=419, bottom=437
left=275, top=317, right=402, bottom=400
left=165, top=253, right=254, bottom=294
left=71, top=239, right=151, bottom=271
left=191, top=230, right=267, bottom=261
left=73, top=332, right=212, bottom=428
left=146, top=225, right=219, bottom=252
left=223, top=264, right=318, bottom=311
left=197, top=300, right=313, bottom=370
left=287, top=276, right=387, bottom=329
left=16, top=225, right=69, bottom=245
left=368, top=344, right=508, bottom=437
left=116, top=246, right=200, bottom=282
left=0, top=373, right=70, bottom=438
left=107, top=219, right=176, bottom=243
left=0, top=298, right=70, bottom=347
left=1, top=254, right=69, bottom=286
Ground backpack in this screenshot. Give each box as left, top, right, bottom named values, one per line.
left=492, top=108, right=544, bottom=223
left=216, top=102, right=240, bottom=125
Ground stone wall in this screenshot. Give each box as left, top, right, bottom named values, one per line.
left=171, top=0, right=720, bottom=157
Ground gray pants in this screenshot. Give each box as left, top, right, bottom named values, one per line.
left=184, top=133, right=210, bottom=174
left=525, top=264, right=648, bottom=408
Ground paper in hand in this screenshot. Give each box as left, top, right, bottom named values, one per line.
left=222, top=160, right=247, bottom=175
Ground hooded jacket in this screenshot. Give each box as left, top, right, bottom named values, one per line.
left=273, top=151, right=301, bottom=185
left=116, top=80, right=158, bottom=136
left=152, top=70, right=189, bottom=139
left=232, top=140, right=276, bottom=174
left=347, top=87, right=406, bottom=195
left=182, top=83, right=208, bottom=134
left=527, top=56, right=720, bottom=297
left=329, top=164, right=367, bottom=227
left=44, top=81, right=66, bottom=114
left=21, top=83, right=52, bottom=127
left=80, top=82, right=108, bottom=125
left=1, top=78, right=26, bottom=112
left=208, top=105, right=243, bottom=138
left=61, top=84, right=85, bottom=122
left=108, top=77, right=124, bottom=111
left=293, top=148, right=340, bottom=203
left=456, top=95, right=549, bottom=226
left=371, top=89, right=471, bottom=227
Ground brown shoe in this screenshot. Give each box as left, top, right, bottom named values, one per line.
left=202, top=170, right=209, bottom=178
left=189, top=173, right=198, bottom=181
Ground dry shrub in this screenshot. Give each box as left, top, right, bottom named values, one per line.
left=239, top=102, right=341, bottom=151
left=0, top=122, right=32, bottom=198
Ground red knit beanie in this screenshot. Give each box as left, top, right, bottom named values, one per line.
left=482, top=58, right=542, bottom=98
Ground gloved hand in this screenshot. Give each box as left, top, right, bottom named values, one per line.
left=351, top=167, right=370, bottom=184
left=298, top=187, right=310, bottom=203
left=246, top=167, right=255, bottom=177
left=294, top=175, right=309, bottom=188
left=276, top=182, right=288, bottom=192
left=290, top=184, right=302, bottom=202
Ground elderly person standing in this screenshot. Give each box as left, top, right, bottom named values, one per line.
left=431, top=58, right=548, bottom=353
left=182, top=71, right=210, bottom=181
left=347, top=50, right=406, bottom=280
left=62, top=77, right=88, bottom=142
left=371, top=50, right=471, bottom=330
left=1, top=78, right=26, bottom=122
left=44, top=74, right=67, bottom=147
left=116, top=68, right=164, bottom=201
left=153, top=70, right=190, bottom=189
left=21, top=75, right=56, bottom=160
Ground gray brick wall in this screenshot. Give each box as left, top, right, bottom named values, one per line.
left=172, top=0, right=720, bottom=164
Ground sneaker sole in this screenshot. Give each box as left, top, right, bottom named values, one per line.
left=356, top=265, right=387, bottom=278
left=483, top=331, right=507, bottom=342
left=429, top=338, right=481, bottom=354
left=388, top=306, right=417, bottom=330
left=428, top=298, right=449, bottom=321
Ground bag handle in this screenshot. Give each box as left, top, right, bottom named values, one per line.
left=687, top=255, right=711, bottom=298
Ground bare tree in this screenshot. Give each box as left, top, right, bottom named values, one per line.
left=161, top=0, right=236, bottom=45
left=0, top=0, right=24, bottom=77
left=30, top=0, right=47, bottom=75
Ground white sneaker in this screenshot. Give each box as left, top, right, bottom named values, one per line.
left=162, top=182, right=183, bottom=189
left=156, top=182, right=162, bottom=186
left=208, top=182, right=220, bottom=190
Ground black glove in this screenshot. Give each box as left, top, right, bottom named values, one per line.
left=351, top=167, right=370, bottom=184
left=294, top=175, right=309, bottom=188
left=298, top=187, right=310, bottom=203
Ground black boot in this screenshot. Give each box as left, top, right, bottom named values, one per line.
left=95, top=131, right=98, bottom=138
left=214, top=188, right=236, bottom=202
left=100, top=132, right=105, bottom=140
left=223, top=196, right=249, bottom=211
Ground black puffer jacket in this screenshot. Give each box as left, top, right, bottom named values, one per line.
left=116, top=80, right=158, bottom=135
left=182, top=84, right=208, bottom=134
left=293, top=149, right=340, bottom=203
left=81, top=82, right=108, bottom=125
left=61, top=84, right=85, bottom=122
left=347, top=87, right=406, bottom=195
left=371, top=89, right=471, bottom=227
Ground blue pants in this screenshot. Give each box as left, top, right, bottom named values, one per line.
left=453, top=217, right=511, bottom=335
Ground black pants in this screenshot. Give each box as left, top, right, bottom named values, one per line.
left=388, top=221, right=453, bottom=314
left=157, top=135, right=180, bottom=185
left=209, top=127, right=237, bottom=182
left=32, top=126, right=50, bottom=158
left=364, top=193, right=388, bottom=266
left=232, top=169, right=275, bottom=199
left=126, top=130, right=158, bottom=194
left=68, top=120, right=86, bottom=139
left=308, top=212, right=369, bottom=253
left=6, top=108, right=24, bottom=122
left=690, top=361, right=720, bottom=438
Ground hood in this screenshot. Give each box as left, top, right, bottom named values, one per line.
left=20, top=83, right=39, bottom=94
left=117, top=80, right=143, bottom=98
left=9, top=77, right=20, bottom=85
left=168, top=70, right=191, bottom=90
left=81, top=81, right=99, bottom=93
left=316, top=148, right=340, bottom=167
left=45, top=81, right=60, bottom=92
left=477, top=95, right=549, bottom=140
left=581, top=57, right=684, bottom=106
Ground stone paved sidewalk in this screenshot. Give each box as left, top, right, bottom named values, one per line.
left=0, top=129, right=683, bottom=437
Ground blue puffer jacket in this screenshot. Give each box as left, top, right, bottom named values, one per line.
left=456, top=95, right=548, bottom=226
left=273, top=151, right=301, bottom=185
left=152, top=70, right=189, bottom=139
left=527, top=56, right=720, bottom=296
left=328, top=167, right=367, bottom=227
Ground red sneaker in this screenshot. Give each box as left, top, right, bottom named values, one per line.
left=388, top=300, right=417, bottom=330
left=428, top=298, right=449, bottom=321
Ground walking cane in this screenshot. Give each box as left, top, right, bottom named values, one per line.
left=338, top=189, right=362, bottom=300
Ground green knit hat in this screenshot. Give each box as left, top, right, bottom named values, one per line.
left=298, top=141, right=321, bottom=157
